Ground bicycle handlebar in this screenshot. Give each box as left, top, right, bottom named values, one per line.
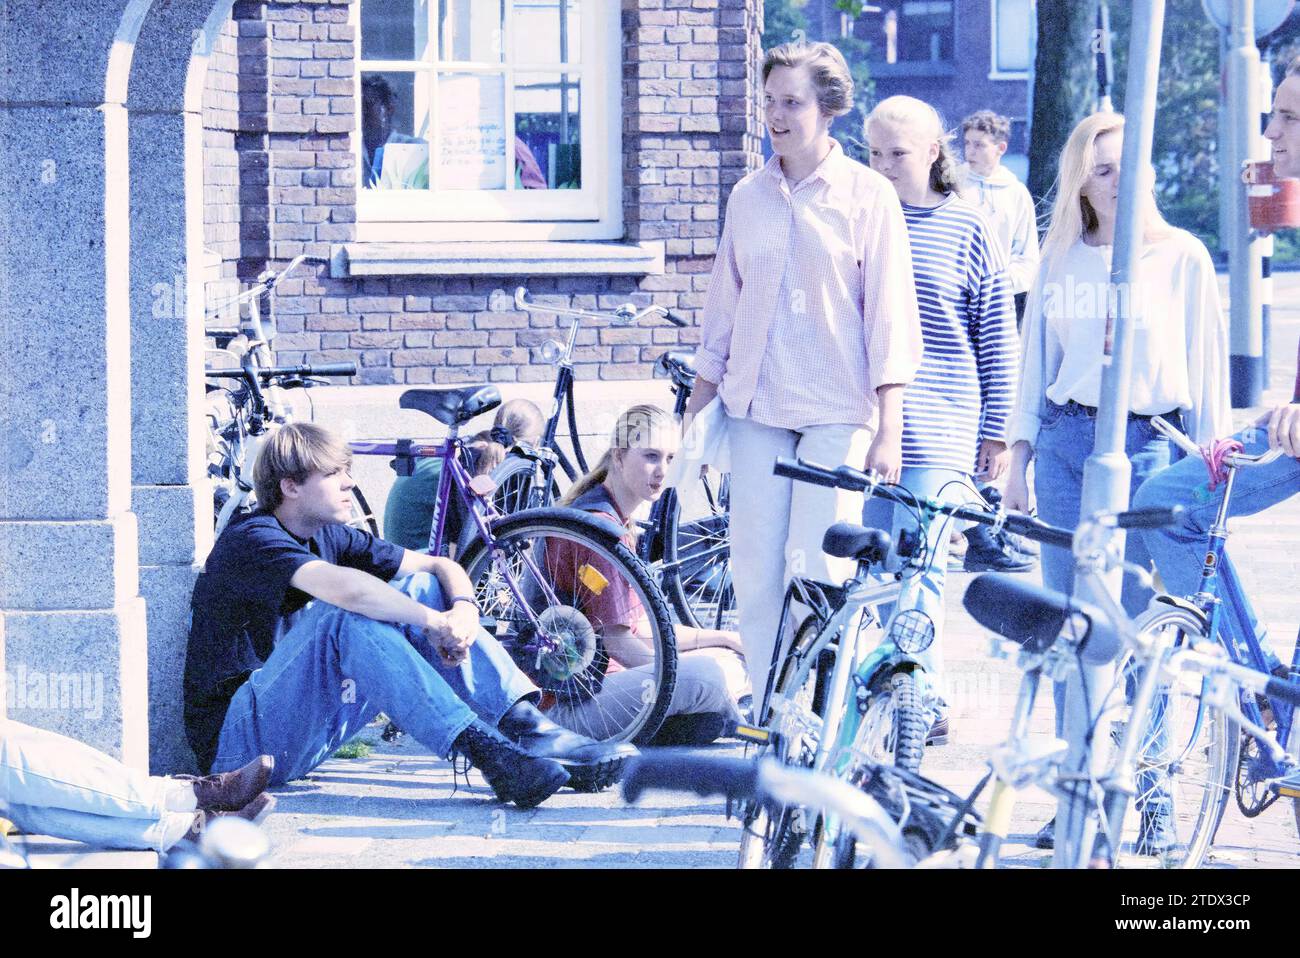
left=1151, top=415, right=1285, bottom=468
left=621, top=751, right=760, bottom=804
left=772, top=456, right=1078, bottom=550
left=205, top=362, right=356, bottom=381
left=513, top=285, right=690, bottom=328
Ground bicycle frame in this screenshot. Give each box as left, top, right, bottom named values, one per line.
left=1184, top=467, right=1297, bottom=762
left=349, top=433, right=568, bottom=661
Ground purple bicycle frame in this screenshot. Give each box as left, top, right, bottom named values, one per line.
left=349, top=437, right=564, bottom=653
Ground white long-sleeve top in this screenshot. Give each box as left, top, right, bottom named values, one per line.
left=1008, top=230, right=1232, bottom=449
left=957, top=163, right=1041, bottom=295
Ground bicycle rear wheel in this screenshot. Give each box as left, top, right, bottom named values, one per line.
left=490, top=453, right=561, bottom=514
left=657, top=473, right=735, bottom=631
left=349, top=485, right=380, bottom=536
left=459, top=509, right=677, bottom=745
left=1114, top=604, right=1238, bottom=869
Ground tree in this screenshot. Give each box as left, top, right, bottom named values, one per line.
left=1027, top=0, right=1101, bottom=206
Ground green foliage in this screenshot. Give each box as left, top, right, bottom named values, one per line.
left=1107, top=0, right=1226, bottom=256
left=333, top=739, right=373, bottom=760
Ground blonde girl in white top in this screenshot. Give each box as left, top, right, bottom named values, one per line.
left=1003, top=113, right=1230, bottom=803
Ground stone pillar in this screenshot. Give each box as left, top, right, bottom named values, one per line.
left=127, top=0, right=239, bottom=773
left=0, top=2, right=150, bottom=765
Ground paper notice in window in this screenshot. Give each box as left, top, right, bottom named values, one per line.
left=439, top=74, right=507, bottom=190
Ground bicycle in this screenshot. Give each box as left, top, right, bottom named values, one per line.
left=746, top=457, right=1212, bottom=869
left=205, top=254, right=377, bottom=536
left=348, top=383, right=678, bottom=745
left=1142, top=414, right=1300, bottom=838
left=733, top=457, right=1072, bottom=868
left=494, top=286, right=735, bottom=632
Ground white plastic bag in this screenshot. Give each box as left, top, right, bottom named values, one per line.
left=666, top=396, right=730, bottom=487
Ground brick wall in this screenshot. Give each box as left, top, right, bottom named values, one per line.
left=201, top=16, right=244, bottom=283
left=201, top=0, right=765, bottom=385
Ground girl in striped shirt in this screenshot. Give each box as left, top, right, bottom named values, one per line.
left=863, top=96, right=1019, bottom=737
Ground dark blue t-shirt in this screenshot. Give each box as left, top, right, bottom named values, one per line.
left=184, top=510, right=404, bottom=771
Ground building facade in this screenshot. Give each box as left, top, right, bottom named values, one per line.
left=201, top=0, right=767, bottom=387
left=806, top=0, right=1032, bottom=179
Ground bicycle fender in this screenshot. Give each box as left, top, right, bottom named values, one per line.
left=484, top=506, right=630, bottom=549
left=1152, top=593, right=1210, bottom=629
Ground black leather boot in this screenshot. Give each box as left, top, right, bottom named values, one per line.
left=452, top=718, right=570, bottom=808
left=498, top=700, right=638, bottom=792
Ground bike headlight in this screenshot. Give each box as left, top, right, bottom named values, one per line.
left=539, top=339, right=564, bottom=364
left=888, top=608, right=935, bottom=655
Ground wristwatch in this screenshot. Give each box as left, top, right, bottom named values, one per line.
left=450, top=595, right=478, bottom=610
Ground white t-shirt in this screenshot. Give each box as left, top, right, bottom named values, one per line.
left=1008, top=231, right=1232, bottom=449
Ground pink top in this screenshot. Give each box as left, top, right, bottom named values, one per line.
left=696, top=141, right=924, bottom=430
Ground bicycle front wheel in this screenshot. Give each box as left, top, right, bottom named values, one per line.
left=349, top=485, right=380, bottom=536
left=657, top=474, right=736, bottom=631
left=458, top=509, right=677, bottom=745
left=1115, top=603, right=1238, bottom=869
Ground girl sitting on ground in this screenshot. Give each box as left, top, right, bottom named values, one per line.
left=547, top=404, right=751, bottom=747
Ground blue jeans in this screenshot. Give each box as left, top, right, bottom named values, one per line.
left=1034, top=401, right=1180, bottom=736
left=210, top=573, right=537, bottom=785
left=0, top=719, right=184, bottom=852
left=863, top=465, right=976, bottom=689
left=1133, top=424, right=1300, bottom=674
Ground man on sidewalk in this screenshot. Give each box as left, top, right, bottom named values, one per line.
left=184, top=422, right=634, bottom=809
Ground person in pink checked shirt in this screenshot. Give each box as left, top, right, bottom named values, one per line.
left=684, top=40, right=924, bottom=704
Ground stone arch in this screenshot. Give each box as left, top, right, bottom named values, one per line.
left=0, top=0, right=239, bottom=770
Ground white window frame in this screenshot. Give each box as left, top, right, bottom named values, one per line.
left=353, top=1, right=622, bottom=242
left=988, top=0, right=1032, bottom=80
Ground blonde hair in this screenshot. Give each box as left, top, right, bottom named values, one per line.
left=865, top=95, right=961, bottom=195
left=253, top=421, right=352, bottom=513
left=560, top=405, right=674, bottom=507
left=1039, top=111, right=1170, bottom=273
left=762, top=41, right=854, bottom=117
left=465, top=398, right=545, bottom=478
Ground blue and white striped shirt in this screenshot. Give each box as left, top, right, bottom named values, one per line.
left=899, top=196, right=1018, bottom=472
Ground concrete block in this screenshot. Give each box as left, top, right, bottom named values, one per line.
left=0, top=106, right=132, bottom=520
left=129, top=111, right=206, bottom=488
left=133, top=484, right=211, bottom=566
left=140, top=563, right=201, bottom=774
left=3, top=599, right=150, bottom=767
left=0, top=516, right=139, bottom=611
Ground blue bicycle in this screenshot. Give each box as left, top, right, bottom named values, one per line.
left=1137, top=415, right=1299, bottom=844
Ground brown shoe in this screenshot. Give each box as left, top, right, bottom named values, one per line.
left=180, top=755, right=274, bottom=812
left=184, top=793, right=277, bottom=843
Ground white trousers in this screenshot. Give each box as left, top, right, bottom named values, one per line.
left=727, top=417, right=873, bottom=702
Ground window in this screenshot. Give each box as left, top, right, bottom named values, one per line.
left=355, top=0, right=621, bottom=241
left=860, top=1, right=955, bottom=66
left=990, top=0, right=1032, bottom=78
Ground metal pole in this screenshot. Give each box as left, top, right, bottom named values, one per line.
left=1228, top=0, right=1264, bottom=407
left=1054, top=0, right=1166, bottom=870
left=1259, top=56, right=1275, bottom=390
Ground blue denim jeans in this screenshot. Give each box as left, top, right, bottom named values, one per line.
left=1034, top=401, right=1180, bottom=736
left=1133, top=424, right=1300, bottom=674
left=0, top=719, right=185, bottom=852
left=863, top=465, right=977, bottom=689
left=210, top=572, right=537, bottom=785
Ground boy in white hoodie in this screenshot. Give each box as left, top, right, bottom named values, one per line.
left=957, top=110, right=1040, bottom=326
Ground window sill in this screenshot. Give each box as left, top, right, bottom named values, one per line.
left=331, top=241, right=665, bottom=278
